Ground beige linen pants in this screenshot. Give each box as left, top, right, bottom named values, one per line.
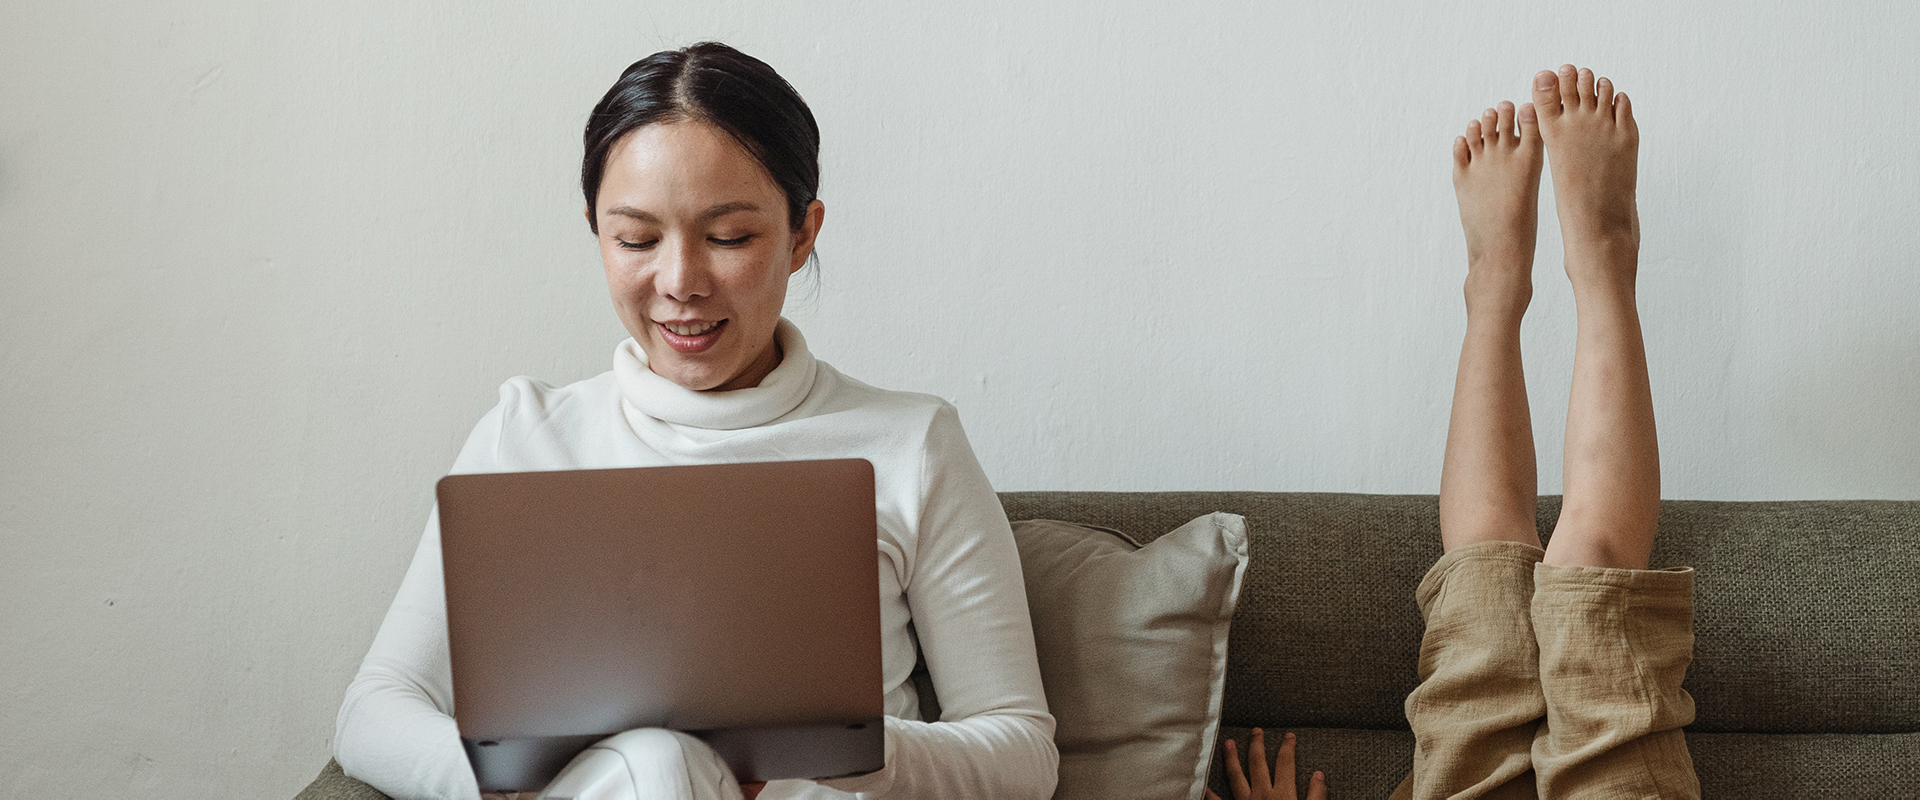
left=1390, top=541, right=1700, bottom=800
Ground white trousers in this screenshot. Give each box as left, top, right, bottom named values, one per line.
left=497, top=729, right=744, bottom=800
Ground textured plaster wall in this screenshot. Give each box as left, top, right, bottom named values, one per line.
left=2, top=0, right=1916, bottom=795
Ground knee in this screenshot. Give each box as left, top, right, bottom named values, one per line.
left=595, top=728, right=692, bottom=760
left=545, top=729, right=735, bottom=800
left=1541, top=530, right=1649, bottom=570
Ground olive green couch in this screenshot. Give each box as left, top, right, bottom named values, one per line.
left=299, top=493, right=1920, bottom=798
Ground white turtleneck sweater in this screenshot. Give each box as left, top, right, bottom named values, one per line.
left=333, top=320, right=1058, bottom=799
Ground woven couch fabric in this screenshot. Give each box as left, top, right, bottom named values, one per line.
left=998, top=492, right=1920, bottom=736
left=296, top=760, right=387, bottom=800
left=1656, top=500, right=1920, bottom=733
left=1202, top=728, right=1920, bottom=798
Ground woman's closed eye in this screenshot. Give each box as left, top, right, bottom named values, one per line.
left=616, top=236, right=750, bottom=249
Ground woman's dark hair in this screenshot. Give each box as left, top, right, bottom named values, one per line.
left=582, top=42, right=821, bottom=234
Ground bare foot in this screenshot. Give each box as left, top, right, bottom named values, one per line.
left=1452, top=99, right=1544, bottom=315
left=1533, top=64, right=1640, bottom=279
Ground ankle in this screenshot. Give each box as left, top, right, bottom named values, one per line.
left=1563, top=241, right=1638, bottom=296
left=1557, top=209, right=1640, bottom=254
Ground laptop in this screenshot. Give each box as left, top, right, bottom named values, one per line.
left=436, top=458, right=885, bottom=792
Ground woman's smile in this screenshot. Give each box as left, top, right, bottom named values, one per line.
left=656, top=318, right=727, bottom=353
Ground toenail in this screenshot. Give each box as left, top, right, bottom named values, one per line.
left=1535, top=73, right=1557, bottom=89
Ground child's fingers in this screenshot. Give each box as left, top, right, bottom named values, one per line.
left=1274, top=732, right=1297, bottom=799
left=1249, top=728, right=1271, bottom=790
left=1224, top=738, right=1253, bottom=799
left=1307, top=770, right=1328, bottom=800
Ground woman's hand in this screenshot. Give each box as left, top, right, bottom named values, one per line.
left=1204, top=728, right=1327, bottom=800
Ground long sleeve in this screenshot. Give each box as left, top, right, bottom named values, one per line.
left=333, top=406, right=506, bottom=800
left=820, top=403, right=1059, bottom=799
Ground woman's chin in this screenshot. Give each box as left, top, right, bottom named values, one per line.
left=639, top=334, right=776, bottom=392
left=652, top=360, right=732, bottom=392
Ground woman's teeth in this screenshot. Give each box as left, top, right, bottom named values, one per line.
left=664, top=321, right=721, bottom=336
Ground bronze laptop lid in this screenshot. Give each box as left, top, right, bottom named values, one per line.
left=437, top=458, right=882, bottom=751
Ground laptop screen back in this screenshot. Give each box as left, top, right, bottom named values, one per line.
left=437, top=458, right=883, bottom=741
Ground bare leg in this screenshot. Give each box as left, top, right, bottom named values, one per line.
left=1531, top=64, right=1658, bottom=570
left=1526, top=65, right=1700, bottom=798
left=1392, top=94, right=1552, bottom=800
left=1440, top=99, right=1545, bottom=552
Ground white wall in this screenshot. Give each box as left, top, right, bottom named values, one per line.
left=3, top=0, right=1915, bottom=795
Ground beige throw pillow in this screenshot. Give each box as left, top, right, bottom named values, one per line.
left=1012, top=513, right=1251, bottom=800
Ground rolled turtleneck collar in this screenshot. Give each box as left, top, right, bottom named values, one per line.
left=613, top=317, right=818, bottom=431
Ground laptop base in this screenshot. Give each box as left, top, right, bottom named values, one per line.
left=466, top=733, right=606, bottom=793
left=465, top=720, right=885, bottom=792
left=695, top=718, right=885, bottom=783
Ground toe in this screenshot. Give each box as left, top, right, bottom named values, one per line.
left=1517, top=102, right=1540, bottom=141
left=1466, top=119, right=1485, bottom=151
left=1453, top=134, right=1471, bottom=167
left=1577, top=67, right=1596, bottom=107
left=1615, top=91, right=1636, bottom=134
left=1596, top=75, right=1615, bottom=110
left=1532, top=70, right=1563, bottom=118
left=1481, top=108, right=1499, bottom=143
left=1557, top=64, right=1581, bottom=110
left=1496, top=101, right=1517, bottom=142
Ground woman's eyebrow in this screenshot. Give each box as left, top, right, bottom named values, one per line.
left=605, top=206, right=659, bottom=223
left=698, top=201, right=760, bottom=220
left=603, top=202, right=761, bottom=224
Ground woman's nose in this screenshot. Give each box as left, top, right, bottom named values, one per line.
left=653, top=237, right=713, bottom=302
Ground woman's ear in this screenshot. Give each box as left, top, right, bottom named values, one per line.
left=789, top=200, right=825, bottom=274
left=584, top=205, right=595, bottom=227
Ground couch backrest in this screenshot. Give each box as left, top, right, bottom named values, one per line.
left=998, top=492, right=1920, bottom=735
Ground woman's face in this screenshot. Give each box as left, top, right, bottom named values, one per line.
left=593, top=120, right=824, bottom=392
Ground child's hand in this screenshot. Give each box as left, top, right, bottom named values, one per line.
left=1203, top=728, right=1327, bottom=800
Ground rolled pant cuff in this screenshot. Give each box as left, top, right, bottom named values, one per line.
left=1415, top=540, right=1546, bottom=612
left=1532, top=561, right=1694, bottom=596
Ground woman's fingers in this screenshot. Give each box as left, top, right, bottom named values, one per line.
left=1306, top=770, right=1328, bottom=800
left=1224, top=739, right=1253, bottom=800
left=1249, top=728, right=1272, bottom=792
left=1204, top=790, right=1223, bottom=800
left=1274, top=731, right=1297, bottom=799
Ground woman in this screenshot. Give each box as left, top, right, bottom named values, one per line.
left=333, top=43, right=1059, bottom=800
